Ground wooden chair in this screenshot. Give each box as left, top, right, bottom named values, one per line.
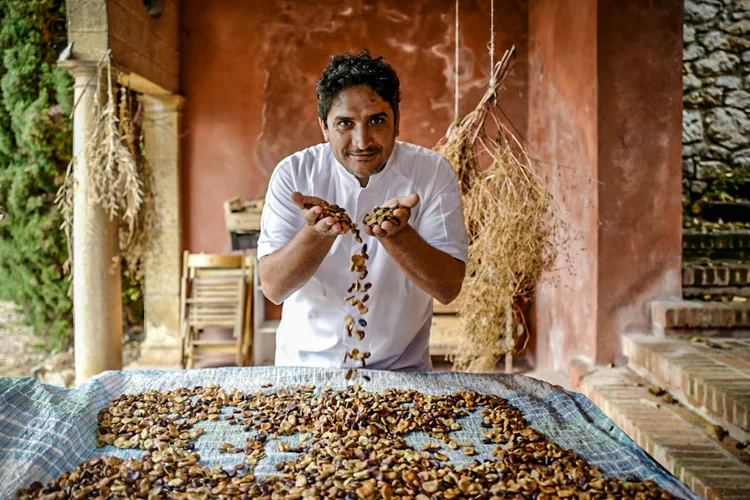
left=179, top=251, right=254, bottom=369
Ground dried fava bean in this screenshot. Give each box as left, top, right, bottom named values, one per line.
left=345, top=368, right=355, bottom=380
left=355, top=329, right=365, bottom=340
left=363, top=204, right=404, bottom=228
left=344, top=315, right=354, bottom=336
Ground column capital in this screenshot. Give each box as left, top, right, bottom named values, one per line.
left=58, top=59, right=103, bottom=80
left=140, top=94, right=185, bottom=114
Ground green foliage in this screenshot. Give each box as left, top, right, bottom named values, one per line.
left=0, top=0, right=73, bottom=351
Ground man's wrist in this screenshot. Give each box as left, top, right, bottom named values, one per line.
left=378, top=224, right=414, bottom=245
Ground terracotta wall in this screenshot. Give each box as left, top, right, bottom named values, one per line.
left=595, top=0, right=683, bottom=363
left=529, top=0, right=683, bottom=371
left=528, top=0, right=599, bottom=371
left=179, top=0, right=529, bottom=254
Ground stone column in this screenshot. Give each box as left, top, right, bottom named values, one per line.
left=60, top=60, right=124, bottom=384
left=138, top=94, right=185, bottom=366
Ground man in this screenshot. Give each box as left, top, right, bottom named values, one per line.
left=257, top=50, right=468, bottom=371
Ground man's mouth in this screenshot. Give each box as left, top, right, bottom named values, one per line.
left=349, top=150, right=379, bottom=158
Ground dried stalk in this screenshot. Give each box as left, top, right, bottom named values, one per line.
left=56, top=52, right=154, bottom=286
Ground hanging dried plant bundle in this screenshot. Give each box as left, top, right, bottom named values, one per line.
left=434, top=47, right=564, bottom=373
left=56, top=51, right=155, bottom=285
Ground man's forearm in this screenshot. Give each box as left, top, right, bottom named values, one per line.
left=258, top=225, right=336, bottom=304
left=378, top=225, right=465, bottom=304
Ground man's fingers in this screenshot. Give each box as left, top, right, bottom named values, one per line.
left=393, top=208, right=410, bottom=220
left=398, top=193, right=420, bottom=209
left=303, top=206, right=324, bottom=224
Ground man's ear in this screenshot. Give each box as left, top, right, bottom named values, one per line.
left=394, top=111, right=400, bottom=138
left=318, top=117, right=329, bottom=142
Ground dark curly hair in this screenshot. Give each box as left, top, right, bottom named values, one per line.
left=316, top=50, right=401, bottom=128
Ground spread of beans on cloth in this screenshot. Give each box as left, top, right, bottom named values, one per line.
left=15, top=202, right=676, bottom=499
left=16, top=384, right=674, bottom=499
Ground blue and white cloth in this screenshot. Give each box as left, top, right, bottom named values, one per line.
left=0, top=367, right=700, bottom=499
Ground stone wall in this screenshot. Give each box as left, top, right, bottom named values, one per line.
left=683, top=0, right=750, bottom=208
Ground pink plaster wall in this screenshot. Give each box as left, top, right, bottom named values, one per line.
left=595, top=0, right=683, bottom=363
left=179, top=0, right=529, bottom=254
left=530, top=0, right=683, bottom=371
left=529, top=0, right=599, bottom=371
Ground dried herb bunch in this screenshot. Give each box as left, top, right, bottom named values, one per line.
left=56, top=51, right=156, bottom=287
left=435, top=48, right=568, bottom=372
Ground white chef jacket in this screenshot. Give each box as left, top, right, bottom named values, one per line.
left=257, top=141, right=468, bottom=371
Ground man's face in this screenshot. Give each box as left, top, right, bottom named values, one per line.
left=319, top=84, right=399, bottom=185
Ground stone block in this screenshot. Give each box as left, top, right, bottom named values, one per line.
left=68, top=31, right=108, bottom=60
left=144, top=294, right=181, bottom=346
left=683, top=72, right=702, bottom=90
left=150, top=159, right=180, bottom=227
left=66, top=0, right=108, bottom=33
left=683, top=110, right=704, bottom=144
left=726, top=90, right=750, bottom=109
left=685, top=0, right=720, bottom=23
left=145, top=227, right=181, bottom=296
left=696, top=160, right=731, bottom=180
left=699, top=31, right=731, bottom=51
left=683, top=158, right=696, bottom=178
left=705, top=144, right=731, bottom=160
left=683, top=141, right=708, bottom=158
left=143, top=114, right=180, bottom=161
left=731, top=148, right=750, bottom=167
left=694, top=51, right=739, bottom=76
left=705, top=107, right=750, bottom=149
left=684, top=43, right=706, bottom=62
left=684, top=86, right=724, bottom=107
left=725, top=19, right=750, bottom=36
left=716, top=76, right=742, bottom=89
left=685, top=24, right=696, bottom=44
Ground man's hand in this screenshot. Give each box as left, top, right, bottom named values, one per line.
left=363, top=193, right=420, bottom=238
left=291, top=192, right=347, bottom=237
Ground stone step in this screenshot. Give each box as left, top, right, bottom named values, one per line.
left=623, top=333, right=750, bottom=439
left=652, top=300, right=750, bottom=336
left=682, top=261, right=750, bottom=298
left=578, top=366, right=750, bottom=500
left=683, top=229, right=750, bottom=261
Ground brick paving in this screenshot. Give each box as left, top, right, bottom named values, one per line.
left=623, top=334, right=750, bottom=437
left=579, top=366, right=750, bottom=500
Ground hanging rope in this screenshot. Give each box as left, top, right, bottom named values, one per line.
left=454, top=0, right=460, bottom=122
left=489, top=0, right=495, bottom=87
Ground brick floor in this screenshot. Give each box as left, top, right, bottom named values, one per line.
left=623, top=334, right=750, bottom=437
left=579, top=367, right=750, bottom=500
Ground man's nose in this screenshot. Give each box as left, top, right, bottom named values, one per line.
left=352, top=124, right=373, bottom=150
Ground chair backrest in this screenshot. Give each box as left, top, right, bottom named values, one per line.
left=181, top=251, right=249, bottom=330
